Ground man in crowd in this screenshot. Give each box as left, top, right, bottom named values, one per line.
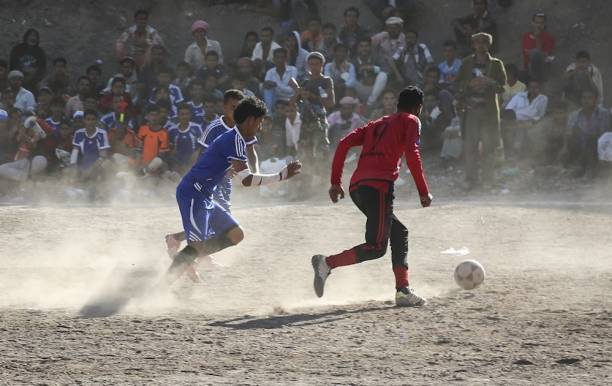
left=184, top=20, right=224, bottom=70
left=371, top=16, right=406, bottom=85
left=452, top=0, right=497, bottom=55
left=7, top=70, right=36, bottom=113
left=563, top=51, right=604, bottom=108
left=116, top=9, right=164, bottom=68
left=353, top=38, right=388, bottom=108
left=438, top=40, right=462, bottom=92
left=327, top=96, right=365, bottom=148
left=263, top=48, right=298, bottom=112
left=522, top=12, right=555, bottom=82
left=338, top=6, right=370, bottom=57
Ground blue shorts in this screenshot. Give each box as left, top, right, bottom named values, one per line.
left=213, top=175, right=232, bottom=212
left=177, top=184, right=239, bottom=242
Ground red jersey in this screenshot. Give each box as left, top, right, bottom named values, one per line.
left=522, top=31, right=555, bottom=68
left=331, top=112, right=429, bottom=196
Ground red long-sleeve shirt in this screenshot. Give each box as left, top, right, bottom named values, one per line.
left=331, top=112, right=429, bottom=196
left=522, top=31, right=555, bottom=68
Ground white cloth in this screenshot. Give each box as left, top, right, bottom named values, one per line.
left=184, top=39, right=224, bottom=69
left=264, top=66, right=298, bottom=101
left=285, top=113, right=302, bottom=148
left=505, top=92, right=548, bottom=121
left=14, top=87, right=37, bottom=113
left=0, top=156, right=47, bottom=181
left=252, top=41, right=282, bottom=62
left=598, top=132, right=612, bottom=162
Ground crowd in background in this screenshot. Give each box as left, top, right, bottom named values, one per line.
left=0, top=0, right=611, bottom=200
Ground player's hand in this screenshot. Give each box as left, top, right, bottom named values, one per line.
left=329, top=184, right=345, bottom=203
left=285, top=160, right=302, bottom=179
left=420, top=193, right=433, bottom=208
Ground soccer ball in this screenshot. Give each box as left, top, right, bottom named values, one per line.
left=454, top=260, right=485, bottom=290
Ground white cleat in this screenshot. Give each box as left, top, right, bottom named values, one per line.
left=395, top=287, right=427, bottom=307
left=312, top=255, right=330, bottom=298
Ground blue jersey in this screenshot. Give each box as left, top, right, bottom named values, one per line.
left=180, top=127, right=248, bottom=199
left=186, top=101, right=205, bottom=126
left=72, top=128, right=110, bottom=170
left=99, top=112, right=135, bottom=132
left=148, top=84, right=184, bottom=106
left=168, top=122, right=204, bottom=166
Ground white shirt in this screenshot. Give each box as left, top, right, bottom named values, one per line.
left=184, top=39, right=224, bottom=69
left=505, top=92, right=548, bottom=122
left=14, top=87, right=37, bottom=113
left=264, top=66, right=298, bottom=101
left=252, top=41, right=282, bottom=62
left=285, top=113, right=302, bottom=148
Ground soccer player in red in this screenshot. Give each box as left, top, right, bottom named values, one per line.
left=312, top=86, right=432, bottom=307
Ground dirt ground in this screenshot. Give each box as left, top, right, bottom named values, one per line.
left=0, top=191, right=611, bottom=385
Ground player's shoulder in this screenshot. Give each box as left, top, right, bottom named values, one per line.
left=73, top=128, right=86, bottom=138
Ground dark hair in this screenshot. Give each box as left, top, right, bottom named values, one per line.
left=308, top=16, right=322, bottom=24
left=134, top=9, right=149, bottom=19
left=333, top=43, right=348, bottom=53
left=0, top=59, right=7, bottom=69
left=273, top=47, right=288, bottom=57
left=261, top=26, right=275, bottom=35
left=344, top=6, right=360, bottom=18
left=83, top=109, right=98, bottom=118
left=397, top=86, right=424, bottom=110
left=86, top=65, right=102, bottom=75
left=357, top=37, right=371, bottom=46
left=245, top=30, right=258, bottom=40
left=111, top=77, right=126, bottom=87
left=533, top=12, right=547, bottom=21
left=322, top=22, right=337, bottom=32
left=23, top=29, right=40, bottom=45
left=234, top=97, right=268, bottom=124
left=205, top=50, right=219, bottom=59
left=576, top=50, right=591, bottom=60
left=405, top=29, right=419, bottom=37
left=157, top=66, right=174, bottom=77
left=50, top=97, right=65, bottom=107
left=505, top=63, right=519, bottom=76
left=224, top=89, right=245, bottom=104
left=53, top=57, right=67, bottom=66
left=156, top=99, right=172, bottom=112
left=77, top=75, right=91, bottom=85
left=443, top=40, right=457, bottom=49
left=177, top=102, right=192, bottom=113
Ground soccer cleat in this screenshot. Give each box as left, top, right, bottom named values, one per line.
left=395, top=287, right=427, bottom=307
left=165, top=234, right=181, bottom=259
left=312, top=255, right=330, bottom=298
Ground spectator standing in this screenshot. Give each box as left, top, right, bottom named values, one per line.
left=9, top=29, right=47, bottom=92
left=263, top=48, right=298, bottom=111
left=452, top=0, right=497, bottom=55
left=455, top=33, right=506, bottom=189
left=184, top=20, right=224, bottom=70
left=8, top=70, right=36, bottom=113
left=522, top=12, right=555, bottom=82
left=116, top=9, right=164, bottom=69
left=563, top=51, right=604, bottom=107
left=339, top=6, right=370, bottom=57
left=353, top=38, right=388, bottom=107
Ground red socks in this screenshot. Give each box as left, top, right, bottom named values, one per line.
left=325, top=249, right=357, bottom=269
left=393, top=266, right=409, bottom=289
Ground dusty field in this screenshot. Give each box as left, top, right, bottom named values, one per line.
left=0, top=196, right=611, bottom=385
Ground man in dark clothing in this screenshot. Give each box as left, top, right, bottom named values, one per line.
left=9, top=29, right=47, bottom=92
left=452, top=0, right=497, bottom=55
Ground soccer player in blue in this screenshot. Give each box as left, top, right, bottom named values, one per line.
left=167, top=103, right=204, bottom=174
left=166, top=97, right=301, bottom=282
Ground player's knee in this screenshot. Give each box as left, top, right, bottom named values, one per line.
left=361, top=243, right=387, bottom=260
left=226, top=226, right=244, bottom=245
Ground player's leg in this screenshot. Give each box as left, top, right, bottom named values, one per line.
left=389, top=216, right=426, bottom=307
left=312, top=184, right=392, bottom=297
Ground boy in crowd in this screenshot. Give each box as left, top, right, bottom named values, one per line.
left=136, top=104, right=170, bottom=175
left=174, top=61, right=194, bottom=97
left=149, top=66, right=184, bottom=108
left=196, top=51, right=228, bottom=87
left=168, top=103, right=204, bottom=174
left=99, top=95, right=136, bottom=152
left=186, top=80, right=206, bottom=126
left=202, top=97, right=219, bottom=128
left=438, top=40, right=462, bottom=92
left=263, top=48, right=298, bottom=112
left=45, top=98, right=66, bottom=132
left=70, top=109, right=110, bottom=181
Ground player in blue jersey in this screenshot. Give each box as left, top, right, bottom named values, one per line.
left=165, top=97, right=301, bottom=283
left=167, top=103, right=204, bottom=174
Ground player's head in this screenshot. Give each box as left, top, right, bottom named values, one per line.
left=83, top=109, right=98, bottom=129
left=223, top=89, right=245, bottom=121
left=397, top=86, right=424, bottom=116
left=234, top=97, right=268, bottom=138
left=177, top=102, right=192, bottom=124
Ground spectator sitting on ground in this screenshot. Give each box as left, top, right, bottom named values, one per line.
left=353, top=37, right=388, bottom=108
left=235, top=57, right=263, bottom=97
left=0, top=88, right=16, bottom=111
left=174, top=61, right=194, bottom=97
left=196, top=51, right=228, bottom=87
left=562, top=88, right=610, bottom=178
left=7, top=70, right=36, bottom=114
left=116, top=9, right=164, bottom=69
left=9, top=28, right=47, bottom=92
left=422, top=68, right=454, bottom=122
left=43, top=57, right=72, bottom=97
left=45, top=97, right=65, bottom=132
left=136, top=104, right=170, bottom=175
left=301, top=16, right=323, bottom=52
left=239, top=31, right=259, bottom=59
left=35, top=87, right=53, bottom=118
left=263, top=48, right=298, bottom=111
left=184, top=19, right=224, bottom=71
left=99, top=77, right=134, bottom=115
left=452, top=0, right=497, bottom=55
left=327, top=96, right=365, bottom=148
left=339, top=6, right=370, bottom=57
left=502, top=64, right=527, bottom=108
left=86, top=64, right=105, bottom=96
left=371, top=16, right=406, bottom=85
left=369, top=88, right=396, bottom=119
left=563, top=50, right=604, bottom=108
left=324, top=43, right=356, bottom=101
left=438, top=40, right=462, bottom=92
left=522, top=12, right=555, bottom=82
left=502, top=79, right=549, bottom=156
left=167, top=103, right=203, bottom=175
left=402, top=29, right=434, bottom=87
left=185, top=80, right=206, bottom=126
left=252, top=27, right=282, bottom=76
left=319, top=23, right=342, bottom=63
left=0, top=114, right=48, bottom=182
left=99, top=94, right=136, bottom=153
left=148, top=66, right=184, bottom=109
left=66, top=76, right=91, bottom=118
left=69, top=109, right=110, bottom=181
left=285, top=31, right=309, bottom=77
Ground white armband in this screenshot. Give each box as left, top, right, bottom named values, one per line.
left=70, top=148, right=79, bottom=165
left=235, top=166, right=288, bottom=186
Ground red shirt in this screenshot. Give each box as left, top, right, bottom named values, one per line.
left=331, top=112, right=429, bottom=196
left=522, top=31, right=555, bottom=68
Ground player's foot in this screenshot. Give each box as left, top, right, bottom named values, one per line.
left=185, top=263, right=203, bottom=283
left=395, top=287, right=427, bottom=307
left=312, top=255, right=330, bottom=298
left=165, top=234, right=181, bottom=259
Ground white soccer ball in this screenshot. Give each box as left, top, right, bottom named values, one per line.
left=454, top=260, right=485, bottom=290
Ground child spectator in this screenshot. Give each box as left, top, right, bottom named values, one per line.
left=149, top=66, right=184, bottom=108
left=502, top=64, right=526, bottom=108
left=86, top=64, right=105, bottom=96
left=136, top=104, right=169, bottom=174
left=285, top=102, right=302, bottom=156
left=105, top=57, right=138, bottom=98
left=202, top=98, right=219, bottom=128
left=438, top=40, right=462, bottom=92
left=452, top=0, right=497, bottom=55
left=116, top=9, right=164, bottom=68
left=167, top=103, right=203, bottom=174
left=36, top=87, right=53, bottom=118
left=186, top=80, right=206, bottom=126
left=353, top=38, right=388, bottom=107
left=202, top=74, right=224, bottom=101
left=99, top=95, right=136, bottom=152
left=263, top=48, right=298, bottom=111
left=99, top=77, right=134, bottom=115
left=563, top=51, right=604, bottom=108
left=139, top=44, right=169, bottom=95
left=338, top=6, right=370, bottom=57
left=522, top=12, right=555, bottom=82
left=7, top=70, right=36, bottom=113
left=324, top=43, right=356, bottom=100
left=196, top=51, right=228, bottom=87
left=184, top=20, right=224, bottom=70
left=66, top=76, right=92, bottom=118
left=174, top=61, right=194, bottom=97
left=0, top=88, right=16, bottom=111
left=70, top=109, right=110, bottom=177
left=45, top=98, right=65, bottom=133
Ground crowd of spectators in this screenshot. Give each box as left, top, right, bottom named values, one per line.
left=0, top=1, right=611, bottom=200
